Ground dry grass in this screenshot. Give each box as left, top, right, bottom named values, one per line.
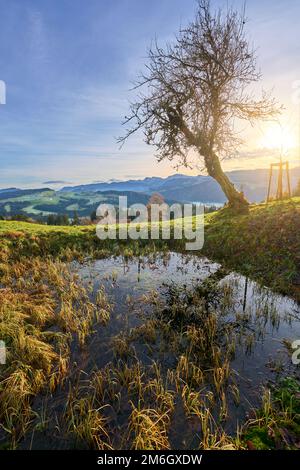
left=1, top=237, right=296, bottom=450
left=66, top=392, right=112, bottom=450
left=128, top=404, right=171, bottom=450
left=0, top=256, right=112, bottom=447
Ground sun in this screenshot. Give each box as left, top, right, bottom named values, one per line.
left=260, top=124, right=297, bottom=151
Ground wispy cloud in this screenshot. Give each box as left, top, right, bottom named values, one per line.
left=1, top=0, right=300, bottom=188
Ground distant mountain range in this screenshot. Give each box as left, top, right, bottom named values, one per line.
left=60, top=167, right=300, bottom=203
left=1, top=167, right=299, bottom=219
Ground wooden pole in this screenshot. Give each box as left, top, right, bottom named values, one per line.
left=267, top=164, right=273, bottom=203
left=267, top=159, right=291, bottom=203
left=286, top=161, right=291, bottom=198
left=243, top=277, right=248, bottom=312
left=277, top=157, right=283, bottom=200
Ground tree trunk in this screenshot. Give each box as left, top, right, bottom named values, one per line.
left=204, top=151, right=249, bottom=213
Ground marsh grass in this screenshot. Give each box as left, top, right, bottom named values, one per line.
left=128, top=404, right=171, bottom=450
left=0, top=225, right=299, bottom=450
left=0, top=256, right=112, bottom=447
left=65, top=391, right=112, bottom=450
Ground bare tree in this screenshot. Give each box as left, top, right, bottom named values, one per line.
left=147, top=192, right=165, bottom=221
left=119, top=0, right=281, bottom=212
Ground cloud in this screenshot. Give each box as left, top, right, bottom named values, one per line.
left=1, top=0, right=300, bottom=188
left=42, top=180, right=72, bottom=184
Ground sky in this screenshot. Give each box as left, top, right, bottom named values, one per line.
left=0, top=0, right=300, bottom=189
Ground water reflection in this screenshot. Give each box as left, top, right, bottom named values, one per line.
left=73, top=252, right=300, bottom=424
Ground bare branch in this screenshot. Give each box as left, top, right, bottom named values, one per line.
left=119, top=0, right=281, bottom=209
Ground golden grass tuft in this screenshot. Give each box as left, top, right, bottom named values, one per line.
left=128, top=403, right=171, bottom=450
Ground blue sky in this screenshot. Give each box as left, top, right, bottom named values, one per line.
left=0, top=0, right=299, bottom=188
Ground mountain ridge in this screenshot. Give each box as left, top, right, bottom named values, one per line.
left=59, top=167, right=300, bottom=203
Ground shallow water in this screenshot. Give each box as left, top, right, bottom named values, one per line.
left=74, top=253, right=300, bottom=426
left=24, top=252, right=300, bottom=449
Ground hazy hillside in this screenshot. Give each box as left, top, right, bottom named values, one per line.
left=0, top=189, right=156, bottom=219
left=1, top=167, right=299, bottom=219
left=60, top=167, right=300, bottom=203
left=0, top=187, right=51, bottom=200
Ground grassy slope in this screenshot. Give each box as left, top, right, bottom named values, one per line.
left=1, top=197, right=300, bottom=299
left=204, top=198, right=300, bottom=299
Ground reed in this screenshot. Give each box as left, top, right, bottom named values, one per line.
left=0, top=255, right=112, bottom=446
left=66, top=394, right=112, bottom=449
left=128, top=403, right=171, bottom=450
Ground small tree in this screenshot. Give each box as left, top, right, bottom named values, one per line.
left=90, top=209, right=97, bottom=222
left=47, top=214, right=55, bottom=225
left=147, top=192, right=165, bottom=206
left=47, top=213, right=69, bottom=226
left=62, top=214, right=70, bottom=225
left=120, top=0, right=280, bottom=212
left=72, top=210, right=80, bottom=225
left=147, top=192, right=165, bottom=221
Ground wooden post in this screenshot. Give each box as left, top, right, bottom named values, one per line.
left=286, top=161, right=291, bottom=198
left=277, top=158, right=283, bottom=200
left=243, top=277, right=248, bottom=312
left=266, top=159, right=291, bottom=203
left=267, top=164, right=273, bottom=203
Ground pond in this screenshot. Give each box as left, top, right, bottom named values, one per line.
left=73, top=252, right=300, bottom=446
left=24, top=252, right=300, bottom=449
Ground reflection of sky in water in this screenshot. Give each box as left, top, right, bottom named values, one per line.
left=73, top=252, right=300, bottom=424
left=76, top=252, right=220, bottom=292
